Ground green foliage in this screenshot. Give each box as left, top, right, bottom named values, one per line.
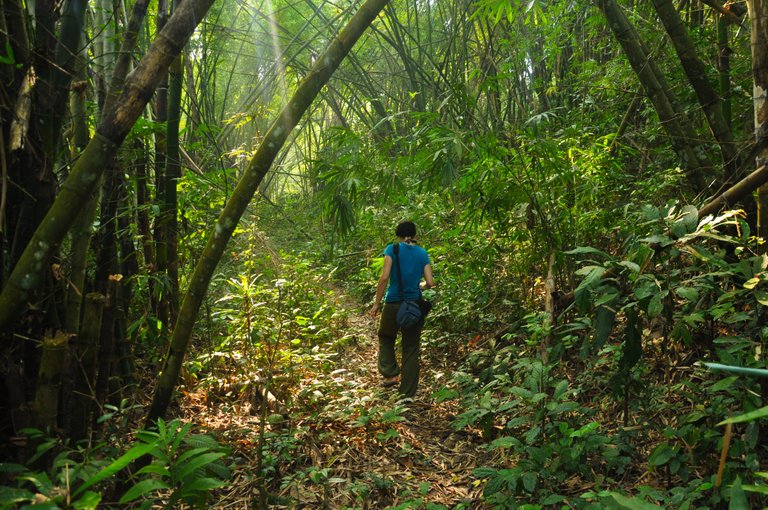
left=127, top=419, right=231, bottom=508
left=0, top=420, right=229, bottom=509
left=450, top=356, right=630, bottom=505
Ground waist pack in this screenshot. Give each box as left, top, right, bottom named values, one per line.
left=396, top=300, right=423, bottom=329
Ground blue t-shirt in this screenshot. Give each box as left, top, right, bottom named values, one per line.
left=384, top=242, right=430, bottom=302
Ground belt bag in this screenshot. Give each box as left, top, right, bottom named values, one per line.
left=397, top=299, right=422, bottom=329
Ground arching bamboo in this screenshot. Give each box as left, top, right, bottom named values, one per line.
left=147, top=0, right=393, bottom=424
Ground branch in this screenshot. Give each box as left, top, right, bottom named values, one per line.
left=698, top=164, right=768, bottom=219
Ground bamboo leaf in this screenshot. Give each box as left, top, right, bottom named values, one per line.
left=73, top=441, right=157, bottom=497
left=118, top=478, right=170, bottom=503
left=717, top=406, right=768, bottom=426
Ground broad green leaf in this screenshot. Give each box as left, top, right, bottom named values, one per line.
left=565, top=246, right=612, bottom=259
left=72, top=491, right=101, bottom=510
left=552, top=379, right=569, bottom=400
left=674, top=287, right=698, bottom=302
left=648, top=443, right=675, bottom=467
left=593, top=306, right=615, bottom=350
left=73, top=441, right=157, bottom=497
left=575, top=265, right=606, bottom=280
left=0, top=463, right=27, bottom=473
left=678, top=205, right=699, bottom=233
left=647, top=293, right=663, bottom=318
left=755, top=290, right=768, bottom=306
left=472, top=466, right=498, bottom=478
left=742, top=484, right=768, bottom=494
left=717, top=406, right=768, bottom=426
left=175, top=452, right=226, bottom=480
left=729, top=477, right=749, bottom=510
left=0, top=487, right=34, bottom=508
left=489, top=436, right=521, bottom=449
left=618, top=260, right=641, bottom=273
left=542, top=494, right=565, bottom=505
left=179, top=476, right=226, bottom=494
left=522, top=471, right=537, bottom=493
left=118, top=478, right=170, bottom=504
left=609, top=492, right=663, bottom=509
left=571, top=422, right=600, bottom=438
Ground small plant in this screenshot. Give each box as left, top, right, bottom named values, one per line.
left=0, top=419, right=230, bottom=509
left=125, top=418, right=231, bottom=508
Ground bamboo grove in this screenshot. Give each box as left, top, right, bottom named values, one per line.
left=1, top=0, right=768, bottom=507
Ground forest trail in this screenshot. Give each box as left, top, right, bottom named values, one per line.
left=185, top=297, right=487, bottom=509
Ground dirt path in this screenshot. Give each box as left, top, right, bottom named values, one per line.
left=193, top=307, right=486, bottom=509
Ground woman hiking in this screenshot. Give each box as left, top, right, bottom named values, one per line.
left=369, top=221, right=435, bottom=397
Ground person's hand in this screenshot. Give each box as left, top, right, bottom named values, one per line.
left=369, top=303, right=379, bottom=319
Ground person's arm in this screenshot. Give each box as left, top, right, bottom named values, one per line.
left=369, top=255, right=393, bottom=318
left=420, top=263, right=435, bottom=290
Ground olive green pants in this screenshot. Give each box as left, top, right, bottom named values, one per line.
left=377, top=302, right=422, bottom=397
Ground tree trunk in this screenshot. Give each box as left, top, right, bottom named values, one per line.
left=651, top=0, right=738, bottom=184
left=135, top=138, right=155, bottom=268
left=32, top=331, right=70, bottom=431
left=747, top=0, right=768, bottom=447
left=718, top=12, right=733, bottom=131
left=153, top=0, right=171, bottom=330
left=164, top=0, right=184, bottom=324
left=95, top=279, right=118, bottom=410
left=0, top=0, right=217, bottom=334
left=147, top=0, right=393, bottom=424
left=596, top=0, right=711, bottom=190
left=64, top=41, right=92, bottom=334
left=71, top=292, right=104, bottom=441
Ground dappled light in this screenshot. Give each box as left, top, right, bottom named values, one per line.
left=0, top=0, right=767, bottom=508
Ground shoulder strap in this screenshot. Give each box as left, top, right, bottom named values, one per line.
left=393, top=242, right=404, bottom=300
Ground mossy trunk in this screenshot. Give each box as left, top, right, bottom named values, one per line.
left=164, top=0, right=184, bottom=324
left=0, top=0, right=216, bottom=333
left=32, top=332, right=71, bottom=431
left=71, top=293, right=104, bottom=441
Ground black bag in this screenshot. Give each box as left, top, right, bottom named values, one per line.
left=418, top=298, right=432, bottom=318
left=396, top=300, right=422, bottom=329
left=393, top=242, right=429, bottom=329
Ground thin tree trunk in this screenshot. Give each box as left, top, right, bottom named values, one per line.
left=32, top=331, right=70, bottom=431
left=718, top=13, right=733, bottom=130
left=135, top=138, right=155, bottom=268
left=147, top=0, right=392, bottom=424
left=164, top=0, right=184, bottom=324
left=651, top=0, right=738, bottom=183
left=0, top=0, right=217, bottom=334
left=153, top=0, right=171, bottom=329
left=64, top=43, right=92, bottom=334
left=71, top=292, right=104, bottom=441
left=95, top=279, right=118, bottom=410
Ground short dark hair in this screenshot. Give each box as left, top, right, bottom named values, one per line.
left=395, top=221, right=416, bottom=238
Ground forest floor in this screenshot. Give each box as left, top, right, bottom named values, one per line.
left=178, top=300, right=489, bottom=509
